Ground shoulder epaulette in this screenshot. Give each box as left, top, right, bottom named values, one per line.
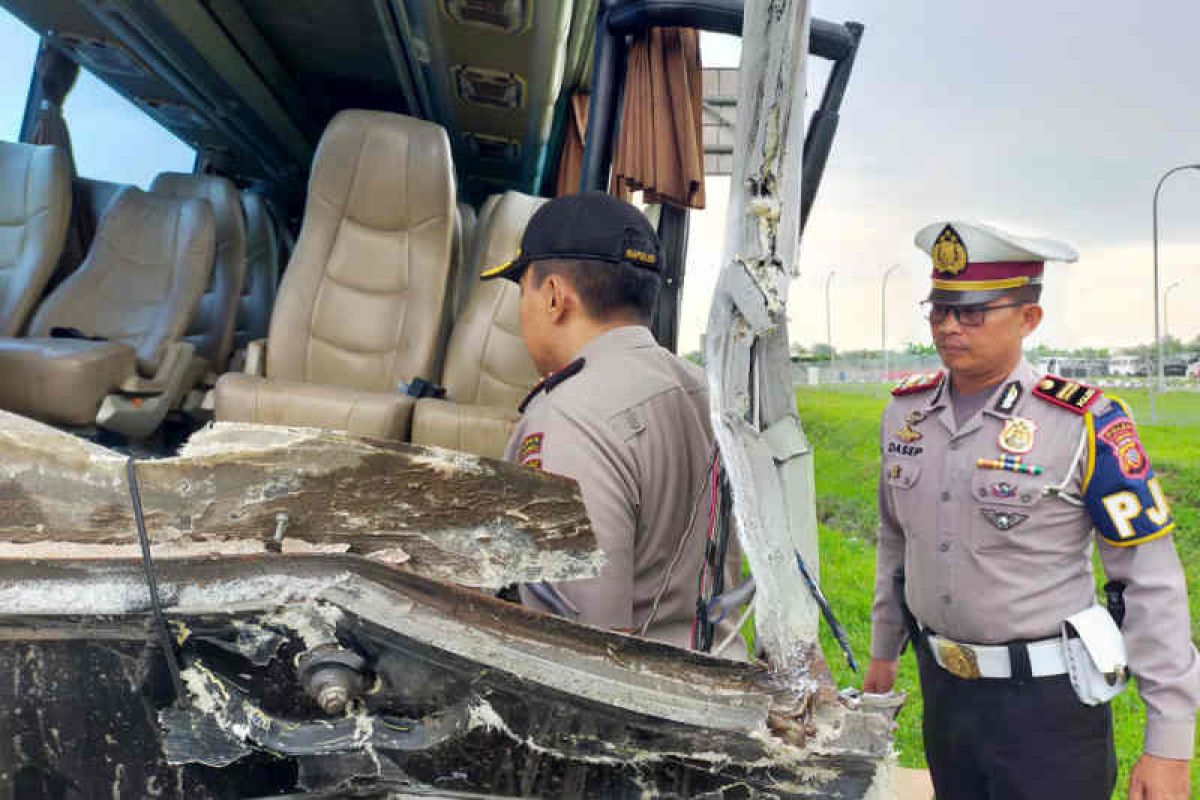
left=1032, top=374, right=1102, bottom=414
left=518, top=357, right=587, bottom=413
left=891, top=371, right=944, bottom=397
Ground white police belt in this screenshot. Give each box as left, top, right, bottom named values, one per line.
left=927, top=633, right=1066, bottom=680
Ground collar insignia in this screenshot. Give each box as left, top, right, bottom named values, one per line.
left=518, top=357, right=587, bottom=413
left=998, top=417, right=1038, bottom=455
left=994, top=381, right=1023, bottom=414
left=981, top=508, right=1029, bottom=531
left=931, top=225, right=969, bottom=276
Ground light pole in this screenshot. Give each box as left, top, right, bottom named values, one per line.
left=1165, top=280, right=1182, bottom=343
left=1152, top=164, right=1200, bottom=422
left=824, top=270, right=837, bottom=376
left=881, top=264, right=900, bottom=383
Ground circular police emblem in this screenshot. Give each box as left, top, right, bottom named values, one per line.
left=932, top=225, right=968, bottom=275
left=998, top=417, right=1037, bottom=454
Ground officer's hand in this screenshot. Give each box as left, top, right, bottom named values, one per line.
left=862, top=658, right=898, bottom=693
left=1128, top=753, right=1190, bottom=800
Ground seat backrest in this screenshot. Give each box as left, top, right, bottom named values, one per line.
left=0, top=141, right=71, bottom=336
left=266, top=110, right=456, bottom=391
left=150, top=172, right=246, bottom=371
left=28, top=186, right=215, bottom=376
left=440, top=191, right=544, bottom=407
left=235, top=190, right=280, bottom=348
left=447, top=200, right=478, bottom=320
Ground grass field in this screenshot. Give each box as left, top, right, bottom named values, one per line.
left=798, top=385, right=1200, bottom=798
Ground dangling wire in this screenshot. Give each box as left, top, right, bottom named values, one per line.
left=693, top=455, right=734, bottom=652
left=126, top=458, right=187, bottom=705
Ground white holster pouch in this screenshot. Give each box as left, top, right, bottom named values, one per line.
left=1061, top=605, right=1129, bottom=705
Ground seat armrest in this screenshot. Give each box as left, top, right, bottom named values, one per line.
left=98, top=342, right=196, bottom=439
left=243, top=338, right=268, bottom=376
left=119, top=341, right=195, bottom=395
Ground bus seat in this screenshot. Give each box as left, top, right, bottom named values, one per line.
left=234, top=190, right=280, bottom=350
left=0, top=186, right=214, bottom=429
left=0, top=141, right=71, bottom=336
left=448, top=200, right=478, bottom=320
left=150, top=172, right=246, bottom=375
left=410, top=191, right=544, bottom=458
left=214, top=110, right=456, bottom=440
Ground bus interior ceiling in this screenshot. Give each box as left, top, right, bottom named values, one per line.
left=5, top=1, right=859, bottom=220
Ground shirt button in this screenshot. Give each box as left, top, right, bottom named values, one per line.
left=939, top=542, right=951, bottom=552
left=941, top=491, right=951, bottom=502
left=977, top=487, right=988, bottom=498
left=1020, top=492, right=1033, bottom=503
left=941, top=594, right=952, bottom=605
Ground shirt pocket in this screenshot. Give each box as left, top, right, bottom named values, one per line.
left=884, top=461, right=923, bottom=532
left=970, top=472, right=1044, bottom=552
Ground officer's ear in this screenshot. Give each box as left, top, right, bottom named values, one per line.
left=1018, top=303, right=1043, bottom=337
left=542, top=273, right=572, bottom=323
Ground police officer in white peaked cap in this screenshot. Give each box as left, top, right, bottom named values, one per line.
left=864, top=221, right=1200, bottom=799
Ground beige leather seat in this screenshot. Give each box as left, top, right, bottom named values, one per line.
left=0, top=187, right=214, bottom=429
left=447, top=201, right=478, bottom=320
left=0, top=141, right=71, bottom=336
left=214, top=110, right=456, bottom=440
left=234, top=190, right=280, bottom=349
left=150, top=172, right=246, bottom=374
left=410, top=191, right=545, bottom=458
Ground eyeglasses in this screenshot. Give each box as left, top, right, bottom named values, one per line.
left=921, top=301, right=1027, bottom=328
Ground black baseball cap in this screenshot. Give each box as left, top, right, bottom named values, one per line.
left=480, top=191, right=660, bottom=282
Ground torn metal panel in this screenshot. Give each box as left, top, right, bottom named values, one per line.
left=0, top=413, right=600, bottom=588
left=704, top=0, right=825, bottom=667
left=0, top=556, right=893, bottom=798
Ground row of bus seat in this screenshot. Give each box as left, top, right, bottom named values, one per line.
left=0, top=138, right=281, bottom=437
left=0, top=110, right=550, bottom=459
left=213, top=109, right=545, bottom=459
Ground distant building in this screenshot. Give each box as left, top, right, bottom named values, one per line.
left=702, top=68, right=737, bottom=175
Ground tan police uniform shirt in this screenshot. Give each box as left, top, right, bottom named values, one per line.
left=507, top=325, right=744, bottom=655
left=871, top=360, right=1200, bottom=759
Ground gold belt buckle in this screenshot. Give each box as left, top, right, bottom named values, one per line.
left=937, top=639, right=982, bottom=680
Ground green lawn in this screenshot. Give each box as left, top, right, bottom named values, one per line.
left=798, top=385, right=1200, bottom=798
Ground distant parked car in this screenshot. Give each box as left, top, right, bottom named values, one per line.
left=1164, top=357, right=1190, bottom=377
left=1109, top=355, right=1144, bottom=376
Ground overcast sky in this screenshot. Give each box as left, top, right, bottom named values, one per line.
left=4, top=4, right=1199, bottom=354
left=683, top=1, right=1200, bottom=355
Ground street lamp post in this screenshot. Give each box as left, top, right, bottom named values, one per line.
left=1152, top=164, right=1200, bottom=422
left=824, top=270, right=837, bottom=377
left=1165, top=280, right=1182, bottom=343
left=881, top=264, right=900, bottom=383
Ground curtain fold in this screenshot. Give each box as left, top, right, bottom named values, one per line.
left=28, top=45, right=91, bottom=284
left=555, top=91, right=590, bottom=197
left=611, top=27, right=705, bottom=210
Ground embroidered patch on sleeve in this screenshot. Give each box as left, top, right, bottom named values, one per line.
left=523, top=458, right=543, bottom=470
left=1084, top=402, right=1172, bottom=546
left=518, top=432, right=544, bottom=465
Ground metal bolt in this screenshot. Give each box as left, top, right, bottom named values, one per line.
left=270, top=511, right=289, bottom=551
left=316, top=683, right=350, bottom=715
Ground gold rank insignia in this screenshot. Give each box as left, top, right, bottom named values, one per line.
left=998, top=417, right=1037, bottom=454
left=931, top=224, right=968, bottom=276
left=896, top=423, right=922, bottom=443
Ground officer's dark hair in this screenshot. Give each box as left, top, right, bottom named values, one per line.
left=529, top=258, right=662, bottom=324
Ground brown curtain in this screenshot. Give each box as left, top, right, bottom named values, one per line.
left=611, top=28, right=705, bottom=210
left=27, top=44, right=91, bottom=284
left=555, top=91, right=590, bottom=197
